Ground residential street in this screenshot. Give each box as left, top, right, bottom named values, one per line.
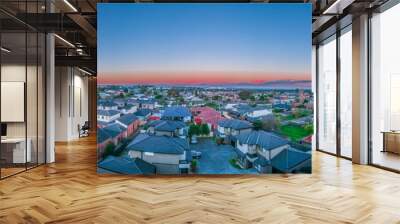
left=191, top=138, right=258, bottom=174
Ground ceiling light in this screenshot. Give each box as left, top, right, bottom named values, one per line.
left=322, top=0, right=354, bottom=15
left=54, top=34, right=75, bottom=48
left=78, top=67, right=93, bottom=76
left=1, top=47, right=11, bottom=53
left=63, top=0, right=78, bottom=12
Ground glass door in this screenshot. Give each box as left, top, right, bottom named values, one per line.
left=370, top=3, right=400, bottom=171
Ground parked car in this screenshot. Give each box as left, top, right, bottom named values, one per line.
left=191, top=150, right=202, bottom=159
left=191, top=136, right=198, bottom=144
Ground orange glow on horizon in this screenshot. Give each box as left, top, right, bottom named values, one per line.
left=98, top=71, right=310, bottom=85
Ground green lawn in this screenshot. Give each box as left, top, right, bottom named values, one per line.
left=279, top=124, right=313, bottom=141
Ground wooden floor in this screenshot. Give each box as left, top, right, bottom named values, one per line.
left=1, top=136, right=400, bottom=224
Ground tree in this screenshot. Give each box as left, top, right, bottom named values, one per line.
left=168, top=88, right=180, bottom=97
left=139, top=86, right=147, bottom=94
left=212, top=95, right=222, bottom=101
left=261, top=118, right=278, bottom=131
left=103, top=143, right=116, bottom=158
left=155, top=94, right=163, bottom=100
left=200, top=123, right=210, bottom=136
left=238, top=90, right=252, bottom=100
left=252, top=120, right=263, bottom=130
left=188, top=124, right=201, bottom=137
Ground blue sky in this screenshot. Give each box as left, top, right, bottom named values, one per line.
left=98, top=3, right=311, bottom=84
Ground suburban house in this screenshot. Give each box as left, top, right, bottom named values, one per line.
left=162, top=106, right=192, bottom=122
left=120, top=104, right=137, bottom=114
left=139, top=99, right=156, bottom=109
left=126, top=134, right=191, bottom=174
left=272, top=103, right=291, bottom=111
left=134, top=108, right=152, bottom=124
left=191, top=106, right=224, bottom=131
left=97, top=101, right=118, bottom=110
left=235, top=130, right=289, bottom=172
left=242, top=107, right=273, bottom=122
left=115, top=113, right=140, bottom=137
left=97, top=128, right=112, bottom=160
left=113, top=98, right=126, bottom=107
left=270, top=148, right=311, bottom=173
left=103, top=123, right=127, bottom=146
left=234, top=130, right=310, bottom=173
left=97, top=110, right=120, bottom=122
left=146, top=120, right=187, bottom=137
left=216, top=119, right=253, bottom=145
left=98, top=156, right=156, bottom=175
left=228, top=104, right=273, bottom=121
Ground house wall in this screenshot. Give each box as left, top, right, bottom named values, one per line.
left=258, top=145, right=289, bottom=160
left=155, top=130, right=173, bottom=137
left=142, top=152, right=182, bottom=165
left=152, top=163, right=180, bottom=174
left=237, top=142, right=249, bottom=154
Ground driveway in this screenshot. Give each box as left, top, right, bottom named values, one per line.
left=190, top=138, right=258, bottom=174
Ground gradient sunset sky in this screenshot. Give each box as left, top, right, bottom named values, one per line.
left=98, top=4, right=311, bottom=85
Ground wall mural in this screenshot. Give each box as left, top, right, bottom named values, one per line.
left=97, top=3, right=313, bottom=175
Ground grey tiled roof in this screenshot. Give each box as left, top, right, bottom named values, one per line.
left=98, top=101, right=118, bottom=107
left=98, top=156, right=156, bottom=175
left=217, top=119, right=253, bottom=130
left=97, top=128, right=111, bottom=143
left=162, top=106, right=192, bottom=118
left=127, top=134, right=189, bottom=155
left=117, top=113, right=138, bottom=126
left=271, top=148, right=311, bottom=172
left=147, top=120, right=186, bottom=132
left=103, top=123, right=126, bottom=138
left=236, top=130, right=288, bottom=151
left=134, top=109, right=152, bottom=117
left=97, top=110, right=120, bottom=116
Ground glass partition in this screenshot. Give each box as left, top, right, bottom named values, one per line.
left=317, top=35, right=337, bottom=154
left=0, top=2, right=46, bottom=179
left=339, top=27, right=352, bottom=158
left=1, top=31, right=28, bottom=177
left=370, top=3, right=400, bottom=171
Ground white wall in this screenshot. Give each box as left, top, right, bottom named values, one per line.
left=55, top=67, right=89, bottom=141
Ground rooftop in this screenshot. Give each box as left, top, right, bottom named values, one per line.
left=97, top=110, right=120, bottom=117
left=117, top=113, right=139, bottom=126
left=147, top=120, right=186, bottom=132
left=236, top=130, right=289, bottom=151
left=162, top=106, right=192, bottom=118
left=98, top=156, right=156, bottom=175
left=218, top=119, right=253, bottom=130
left=127, top=134, right=189, bottom=155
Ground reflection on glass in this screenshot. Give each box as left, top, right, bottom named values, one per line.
left=340, top=28, right=352, bottom=158
left=318, top=36, right=337, bottom=154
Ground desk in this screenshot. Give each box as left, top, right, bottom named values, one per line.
left=1, top=138, right=31, bottom=164
left=382, top=131, right=400, bottom=154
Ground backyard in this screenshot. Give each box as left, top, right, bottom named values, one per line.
left=278, top=124, right=313, bottom=141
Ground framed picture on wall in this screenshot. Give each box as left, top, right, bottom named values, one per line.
left=96, top=3, right=313, bottom=175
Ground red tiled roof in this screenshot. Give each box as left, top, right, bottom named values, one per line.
left=191, top=107, right=223, bottom=128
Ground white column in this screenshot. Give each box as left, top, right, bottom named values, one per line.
left=46, top=32, right=55, bottom=163
left=352, top=14, right=369, bottom=164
